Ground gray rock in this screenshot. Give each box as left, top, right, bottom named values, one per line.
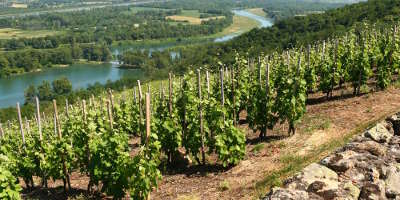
left=365, top=123, right=393, bottom=143
left=359, top=181, right=386, bottom=200
left=263, top=188, right=318, bottom=200
left=385, top=165, right=400, bottom=198
left=348, top=141, right=387, bottom=157
left=285, top=163, right=340, bottom=199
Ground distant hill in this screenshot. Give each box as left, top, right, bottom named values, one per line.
left=228, top=0, right=400, bottom=54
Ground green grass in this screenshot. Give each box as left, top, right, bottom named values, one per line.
left=219, top=180, right=231, bottom=191
left=121, top=6, right=167, bottom=15
left=251, top=143, right=265, bottom=154
left=0, top=28, right=60, bottom=39
left=302, top=115, right=331, bottom=134
left=180, top=10, right=202, bottom=18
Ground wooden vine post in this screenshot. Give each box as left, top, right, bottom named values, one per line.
left=330, top=39, right=338, bottom=98
left=231, top=67, right=237, bottom=126
left=145, top=92, right=151, bottom=146
left=25, top=118, right=31, bottom=136
left=265, top=60, right=270, bottom=137
left=0, top=122, right=3, bottom=138
left=107, top=100, right=113, bottom=130
left=138, top=80, right=143, bottom=142
left=17, top=103, right=26, bottom=149
left=206, top=71, right=210, bottom=99
left=220, top=69, right=225, bottom=125
left=133, top=88, right=137, bottom=104
left=17, top=102, right=36, bottom=189
left=197, top=70, right=206, bottom=165
left=53, top=100, right=71, bottom=192
left=65, top=99, right=69, bottom=118
left=169, top=73, right=173, bottom=114
left=108, top=89, right=114, bottom=111
left=35, top=97, right=47, bottom=187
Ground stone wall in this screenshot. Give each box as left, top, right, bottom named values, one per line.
left=263, top=113, right=400, bottom=200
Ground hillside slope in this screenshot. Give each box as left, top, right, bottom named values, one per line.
left=228, top=0, right=400, bottom=54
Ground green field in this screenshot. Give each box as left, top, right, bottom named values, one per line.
left=0, top=28, right=60, bottom=39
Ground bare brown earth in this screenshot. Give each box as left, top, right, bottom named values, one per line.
left=22, top=85, right=400, bottom=200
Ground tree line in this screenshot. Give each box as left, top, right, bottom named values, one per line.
left=0, top=43, right=111, bottom=77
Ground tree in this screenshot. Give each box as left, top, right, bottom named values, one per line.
left=52, top=77, right=72, bottom=95
left=24, top=85, right=37, bottom=104
left=38, top=81, right=54, bottom=101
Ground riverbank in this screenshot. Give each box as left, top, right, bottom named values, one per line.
left=111, top=11, right=267, bottom=51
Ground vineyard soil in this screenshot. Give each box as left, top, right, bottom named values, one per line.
left=22, top=85, right=400, bottom=199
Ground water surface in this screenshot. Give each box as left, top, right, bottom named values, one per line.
left=0, top=63, right=143, bottom=108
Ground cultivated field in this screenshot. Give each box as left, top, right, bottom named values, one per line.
left=166, top=10, right=225, bottom=25
left=0, top=28, right=59, bottom=39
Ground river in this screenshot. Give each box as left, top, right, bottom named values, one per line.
left=0, top=10, right=273, bottom=108
left=214, top=10, right=273, bottom=42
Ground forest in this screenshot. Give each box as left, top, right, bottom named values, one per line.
left=119, top=0, right=400, bottom=78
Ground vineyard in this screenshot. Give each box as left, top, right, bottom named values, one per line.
left=1, top=22, right=400, bottom=199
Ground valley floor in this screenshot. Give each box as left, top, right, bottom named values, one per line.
left=22, top=84, right=400, bottom=199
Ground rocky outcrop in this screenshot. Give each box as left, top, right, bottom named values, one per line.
left=264, top=113, right=400, bottom=200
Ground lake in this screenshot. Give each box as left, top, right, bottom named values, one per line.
left=0, top=10, right=273, bottom=108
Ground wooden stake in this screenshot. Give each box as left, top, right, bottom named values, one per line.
left=53, top=99, right=71, bottom=191
left=108, top=89, right=114, bottom=111
left=25, top=118, right=31, bottom=136
left=65, top=99, right=69, bottom=118
left=17, top=103, right=26, bottom=148
left=220, top=69, right=225, bottom=125
left=91, top=95, right=95, bottom=107
left=107, top=100, right=113, bottom=130
left=54, top=114, right=57, bottom=136
left=232, top=67, right=237, bottom=126
left=42, top=112, right=46, bottom=123
left=82, top=100, right=87, bottom=121
left=206, top=70, right=210, bottom=99
left=169, top=73, right=173, bottom=114
left=36, top=97, right=42, bottom=141
left=266, top=62, right=270, bottom=95
left=138, top=81, right=143, bottom=141
left=197, top=70, right=205, bottom=165
left=0, top=122, right=4, bottom=138
left=322, top=40, right=326, bottom=61
left=133, top=88, right=137, bottom=104
left=145, top=93, right=151, bottom=146
left=220, top=69, right=225, bottom=106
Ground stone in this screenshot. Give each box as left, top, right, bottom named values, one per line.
left=263, top=188, right=318, bottom=200
left=359, top=181, right=386, bottom=200
left=385, top=165, right=400, bottom=198
left=364, top=123, right=393, bottom=143
left=321, top=151, right=357, bottom=172
left=285, top=163, right=340, bottom=199
left=349, top=141, right=387, bottom=157
left=341, top=181, right=360, bottom=200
